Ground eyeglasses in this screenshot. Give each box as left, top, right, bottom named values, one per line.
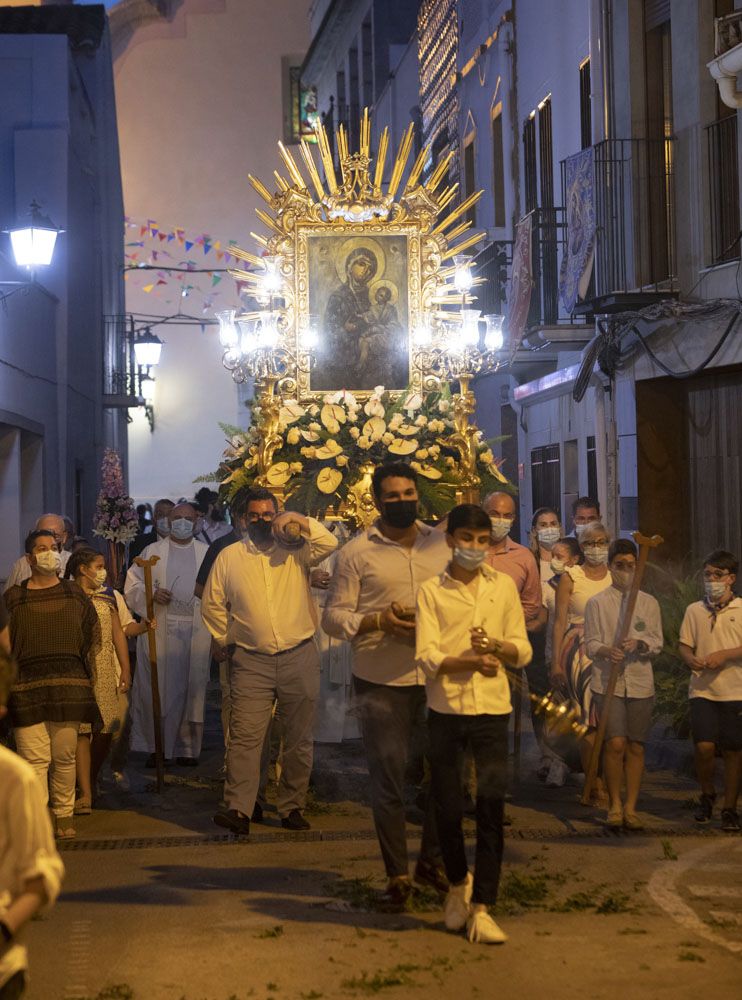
left=247, top=514, right=274, bottom=523
left=703, top=570, right=730, bottom=581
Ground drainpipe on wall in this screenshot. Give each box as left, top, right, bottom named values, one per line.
left=505, top=4, right=520, bottom=225
left=594, top=375, right=618, bottom=538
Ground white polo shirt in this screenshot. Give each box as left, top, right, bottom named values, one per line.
left=679, top=597, right=742, bottom=701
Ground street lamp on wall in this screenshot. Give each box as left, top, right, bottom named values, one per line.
left=8, top=201, right=63, bottom=269
left=133, top=329, right=163, bottom=368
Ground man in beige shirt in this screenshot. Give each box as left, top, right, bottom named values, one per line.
left=202, top=487, right=337, bottom=837
left=323, top=462, right=450, bottom=906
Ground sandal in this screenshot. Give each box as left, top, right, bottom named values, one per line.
left=74, top=797, right=92, bottom=816
left=55, top=819, right=76, bottom=840
left=606, top=807, right=623, bottom=828
left=623, top=812, right=645, bottom=831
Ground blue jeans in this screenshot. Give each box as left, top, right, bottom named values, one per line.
left=428, top=710, right=509, bottom=905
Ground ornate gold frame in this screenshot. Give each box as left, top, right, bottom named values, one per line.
left=226, top=110, right=485, bottom=403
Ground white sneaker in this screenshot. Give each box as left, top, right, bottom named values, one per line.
left=444, top=872, right=473, bottom=931
left=545, top=758, right=568, bottom=788
left=466, top=909, right=508, bottom=944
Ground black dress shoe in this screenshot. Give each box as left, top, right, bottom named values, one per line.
left=251, top=802, right=264, bottom=823
left=413, top=858, right=449, bottom=894
left=280, top=809, right=311, bottom=831
left=176, top=757, right=199, bottom=767
left=213, top=808, right=250, bottom=836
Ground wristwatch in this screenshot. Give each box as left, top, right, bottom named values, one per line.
left=0, top=919, right=13, bottom=944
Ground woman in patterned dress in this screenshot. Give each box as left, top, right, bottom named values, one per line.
left=550, top=522, right=612, bottom=801
left=66, top=549, right=131, bottom=812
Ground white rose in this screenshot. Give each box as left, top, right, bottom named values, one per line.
left=309, top=422, right=321, bottom=432
left=346, top=408, right=359, bottom=423
left=286, top=428, right=300, bottom=445
left=336, top=455, right=349, bottom=467
left=357, top=436, right=372, bottom=450
left=389, top=413, right=404, bottom=430
left=414, top=415, right=428, bottom=427
left=382, top=432, right=394, bottom=445
left=373, top=385, right=385, bottom=397
left=438, top=399, right=450, bottom=413
left=349, top=426, right=360, bottom=440
left=301, top=446, right=316, bottom=459
left=429, top=444, right=440, bottom=458
left=289, top=462, right=303, bottom=472
left=415, top=448, right=429, bottom=460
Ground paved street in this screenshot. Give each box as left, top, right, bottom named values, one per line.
left=23, top=696, right=742, bottom=1000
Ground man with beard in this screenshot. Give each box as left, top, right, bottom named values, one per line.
left=202, top=488, right=337, bottom=837
left=322, top=463, right=450, bottom=906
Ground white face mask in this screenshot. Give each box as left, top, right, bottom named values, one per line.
left=704, top=580, right=728, bottom=602
left=35, top=549, right=62, bottom=575
left=453, top=547, right=487, bottom=571
left=537, top=526, right=560, bottom=548
left=93, top=568, right=108, bottom=588
left=550, top=557, right=566, bottom=575
left=583, top=545, right=609, bottom=566
left=489, top=516, right=512, bottom=541
left=611, top=568, right=634, bottom=591
left=170, top=518, right=194, bottom=541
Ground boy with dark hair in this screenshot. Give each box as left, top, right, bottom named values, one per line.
left=679, top=549, right=742, bottom=832
left=571, top=496, right=601, bottom=541
left=0, top=647, right=65, bottom=998
left=584, top=538, right=663, bottom=829
left=416, top=504, right=532, bottom=944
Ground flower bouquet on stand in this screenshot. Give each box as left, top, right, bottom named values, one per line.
left=93, top=448, right=139, bottom=588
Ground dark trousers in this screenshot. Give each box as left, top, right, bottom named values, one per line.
left=0, top=972, right=26, bottom=1000
left=428, top=709, right=509, bottom=905
left=353, top=677, right=441, bottom=878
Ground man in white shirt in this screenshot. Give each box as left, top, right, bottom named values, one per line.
left=416, top=503, right=531, bottom=945
left=124, top=502, right=211, bottom=766
left=202, top=487, right=337, bottom=837
left=3, top=514, right=70, bottom=592
left=679, top=549, right=742, bottom=833
left=322, top=463, right=450, bottom=906
left=584, top=539, right=663, bottom=830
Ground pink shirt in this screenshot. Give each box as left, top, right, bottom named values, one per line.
left=485, top=537, right=543, bottom=625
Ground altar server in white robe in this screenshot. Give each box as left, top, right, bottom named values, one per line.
left=124, top=502, right=211, bottom=763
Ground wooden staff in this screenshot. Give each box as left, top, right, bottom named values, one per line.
left=134, top=554, right=164, bottom=794
left=581, top=530, right=663, bottom=805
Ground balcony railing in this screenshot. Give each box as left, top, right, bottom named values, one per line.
left=472, top=206, right=581, bottom=336
left=102, top=315, right=144, bottom=406
left=567, top=137, right=677, bottom=301
left=705, top=114, right=740, bottom=265
left=715, top=11, right=742, bottom=57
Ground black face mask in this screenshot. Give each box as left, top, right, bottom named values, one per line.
left=247, top=521, right=273, bottom=544
left=381, top=500, right=418, bottom=529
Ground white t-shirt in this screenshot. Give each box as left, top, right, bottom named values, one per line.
left=0, top=746, right=64, bottom=988
left=679, top=597, right=742, bottom=701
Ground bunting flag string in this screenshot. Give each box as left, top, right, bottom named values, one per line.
left=123, top=215, right=252, bottom=312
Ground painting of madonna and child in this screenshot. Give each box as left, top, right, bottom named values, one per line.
left=307, top=234, right=411, bottom=393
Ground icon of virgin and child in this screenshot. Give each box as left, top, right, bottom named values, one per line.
left=309, top=236, right=410, bottom=392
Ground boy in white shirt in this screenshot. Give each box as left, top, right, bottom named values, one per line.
left=416, top=504, right=532, bottom=944
left=0, top=649, right=64, bottom=998
left=679, top=549, right=742, bottom=833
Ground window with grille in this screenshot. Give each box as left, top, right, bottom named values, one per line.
left=492, top=108, right=505, bottom=227
left=586, top=435, right=598, bottom=503
left=579, top=59, right=592, bottom=149
left=464, top=137, right=477, bottom=226
left=523, top=114, right=537, bottom=213
left=531, top=444, right=561, bottom=513
left=538, top=97, right=554, bottom=208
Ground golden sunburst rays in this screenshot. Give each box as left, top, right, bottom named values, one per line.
left=229, top=109, right=485, bottom=288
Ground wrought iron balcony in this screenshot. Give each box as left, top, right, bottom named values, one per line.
left=705, top=114, right=740, bottom=265
left=562, top=137, right=677, bottom=313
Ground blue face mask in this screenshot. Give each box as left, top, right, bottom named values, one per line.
left=453, top=547, right=487, bottom=571
left=170, top=518, right=194, bottom=540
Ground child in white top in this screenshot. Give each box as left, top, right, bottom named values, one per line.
left=0, top=649, right=64, bottom=998
left=679, top=549, right=742, bottom=833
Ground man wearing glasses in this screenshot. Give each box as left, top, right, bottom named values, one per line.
left=679, top=550, right=742, bottom=833
left=201, top=487, right=337, bottom=837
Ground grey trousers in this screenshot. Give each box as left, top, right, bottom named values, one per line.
left=226, top=640, right=319, bottom=818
